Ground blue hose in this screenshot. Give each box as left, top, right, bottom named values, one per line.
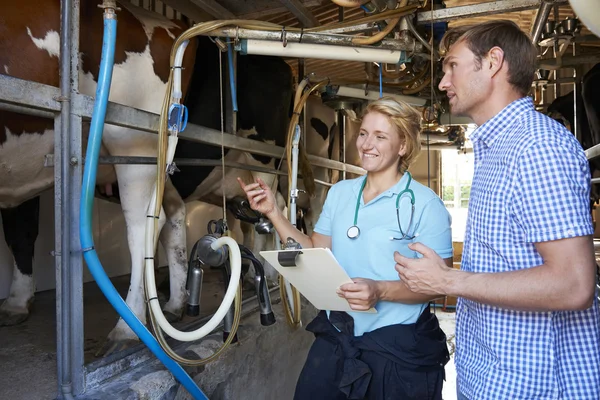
left=227, top=42, right=238, bottom=112
left=79, top=14, right=208, bottom=400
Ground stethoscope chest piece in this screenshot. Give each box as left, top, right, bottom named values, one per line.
left=347, top=225, right=360, bottom=239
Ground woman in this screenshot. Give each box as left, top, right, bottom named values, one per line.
left=238, top=97, right=453, bottom=400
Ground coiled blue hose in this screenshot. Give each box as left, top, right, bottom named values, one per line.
left=79, top=12, right=208, bottom=400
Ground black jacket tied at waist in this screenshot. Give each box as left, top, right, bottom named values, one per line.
left=303, top=307, right=450, bottom=400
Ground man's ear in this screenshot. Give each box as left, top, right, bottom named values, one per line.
left=487, top=46, right=505, bottom=77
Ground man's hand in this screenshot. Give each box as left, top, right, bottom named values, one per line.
left=337, top=278, right=382, bottom=311
left=395, top=243, right=453, bottom=296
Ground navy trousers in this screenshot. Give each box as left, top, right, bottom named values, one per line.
left=294, top=309, right=448, bottom=400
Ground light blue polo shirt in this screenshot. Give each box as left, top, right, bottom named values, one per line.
left=314, top=173, right=453, bottom=336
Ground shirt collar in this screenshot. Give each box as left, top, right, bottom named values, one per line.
left=470, top=97, right=533, bottom=148
left=352, top=172, right=412, bottom=201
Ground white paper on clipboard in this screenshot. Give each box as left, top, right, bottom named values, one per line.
left=260, top=248, right=377, bottom=313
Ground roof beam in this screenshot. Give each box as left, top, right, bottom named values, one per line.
left=238, top=1, right=322, bottom=20
left=159, top=0, right=213, bottom=21
left=189, top=0, right=235, bottom=19
left=278, top=0, right=320, bottom=27
left=416, top=0, right=567, bottom=24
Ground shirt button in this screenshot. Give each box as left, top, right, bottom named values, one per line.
left=567, top=229, right=575, bottom=236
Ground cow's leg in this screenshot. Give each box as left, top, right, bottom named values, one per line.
left=102, top=165, right=166, bottom=353
left=157, top=179, right=188, bottom=322
left=0, top=196, right=39, bottom=326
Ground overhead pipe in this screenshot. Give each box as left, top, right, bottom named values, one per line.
left=78, top=2, right=208, bottom=398
left=239, top=39, right=407, bottom=63
left=210, top=24, right=420, bottom=52
left=332, top=85, right=427, bottom=106
left=531, top=0, right=554, bottom=45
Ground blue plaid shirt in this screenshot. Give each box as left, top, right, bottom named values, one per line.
left=456, top=97, right=600, bottom=399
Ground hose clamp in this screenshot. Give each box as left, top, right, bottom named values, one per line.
left=281, top=26, right=288, bottom=47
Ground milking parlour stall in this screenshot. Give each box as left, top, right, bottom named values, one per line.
left=1, top=0, right=599, bottom=399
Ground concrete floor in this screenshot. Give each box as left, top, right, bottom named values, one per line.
left=0, top=267, right=238, bottom=400
left=0, top=276, right=459, bottom=400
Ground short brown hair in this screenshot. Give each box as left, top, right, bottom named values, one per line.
left=440, top=20, right=537, bottom=96
left=363, top=97, right=421, bottom=173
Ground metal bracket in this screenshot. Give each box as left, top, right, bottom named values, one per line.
left=278, top=249, right=302, bottom=267
left=166, top=162, right=180, bottom=175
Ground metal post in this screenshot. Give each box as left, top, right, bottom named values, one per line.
left=337, top=110, right=347, bottom=181
left=70, top=0, right=84, bottom=394
left=552, top=3, right=561, bottom=98
left=573, top=43, right=580, bottom=142
left=56, top=0, right=75, bottom=398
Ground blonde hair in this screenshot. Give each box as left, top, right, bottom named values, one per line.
left=362, top=97, right=421, bottom=173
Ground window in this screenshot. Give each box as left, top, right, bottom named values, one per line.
left=441, top=149, right=474, bottom=241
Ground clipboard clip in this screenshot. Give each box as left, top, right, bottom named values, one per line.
left=279, top=237, right=303, bottom=267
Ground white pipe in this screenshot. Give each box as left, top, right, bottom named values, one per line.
left=172, top=40, right=189, bottom=101
left=335, top=86, right=427, bottom=107
left=241, top=39, right=404, bottom=64
left=144, top=134, right=241, bottom=341
left=569, top=0, right=600, bottom=37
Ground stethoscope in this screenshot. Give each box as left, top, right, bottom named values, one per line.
left=347, top=172, right=415, bottom=240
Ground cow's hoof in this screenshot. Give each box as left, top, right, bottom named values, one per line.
left=163, top=310, right=182, bottom=323
left=95, top=339, right=139, bottom=358
left=0, top=309, right=29, bottom=326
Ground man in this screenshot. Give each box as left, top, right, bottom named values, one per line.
left=395, top=20, right=600, bottom=400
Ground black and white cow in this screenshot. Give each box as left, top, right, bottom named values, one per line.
left=547, top=62, right=600, bottom=206
left=0, top=0, right=294, bottom=351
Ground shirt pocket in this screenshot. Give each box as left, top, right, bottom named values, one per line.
left=364, top=227, right=412, bottom=281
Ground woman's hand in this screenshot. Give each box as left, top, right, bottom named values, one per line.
left=236, top=177, right=279, bottom=219
left=337, top=278, right=382, bottom=311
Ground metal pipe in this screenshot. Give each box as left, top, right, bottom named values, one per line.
left=531, top=0, right=553, bottom=45
left=69, top=0, right=84, bottom=393
left=240, top=39, right=407, bottom=63
left=57, top=0, right=74, bottom=397
left=417, top=0, right=568, bottom=24
left=552, top=2, right=561, bottom=98
left=208, top=27, right=418, bottom=51
left=573, top=43, right=579, bottom=142
left=44, top=155, right=335, bottom=185
left=404, top=16, right=435, bottom=57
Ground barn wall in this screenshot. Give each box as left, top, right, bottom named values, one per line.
left=412, top=150, right=442, bottom=195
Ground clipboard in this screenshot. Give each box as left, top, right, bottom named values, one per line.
left=260, top=248, right=377, bottom=313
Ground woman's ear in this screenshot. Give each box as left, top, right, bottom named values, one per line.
left=398, top=142, right=407, bottom=157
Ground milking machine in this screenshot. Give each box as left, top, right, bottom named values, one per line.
left=185, top=215, right=276, bottom=331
